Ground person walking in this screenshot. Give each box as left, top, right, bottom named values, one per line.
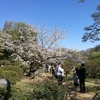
left=78, top=63, right=86, bottom=93
left=56, top=62, right=64, bottom=85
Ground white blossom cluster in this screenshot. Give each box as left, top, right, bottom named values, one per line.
left=0, top=23, right=85, bottom=65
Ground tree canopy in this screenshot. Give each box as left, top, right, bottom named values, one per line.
left=0, top=21, right=86, bottom=68
left=79, top=0, right=100, bottom=42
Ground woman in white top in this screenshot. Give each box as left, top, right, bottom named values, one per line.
left=56, top=62, right=64, bottom=85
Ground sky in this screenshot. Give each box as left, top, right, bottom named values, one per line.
left=0, top=0, right=100, bottom=51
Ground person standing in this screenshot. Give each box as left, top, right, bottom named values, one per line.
left=56, top=62, right=64, bottom=85
left=78, top=63, right=86, bottom=93
left=55, top=64, right=58, bottom=79
left=73, top=68, right=79, bottom=91
left=48, top=64, right=51, bottom=74
left=51, top=63, right=55, bottom=78
left=45, top=64, right=48, bottom=73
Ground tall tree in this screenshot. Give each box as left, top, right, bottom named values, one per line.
left=0, top=22, right=68, bottom=65
left=1, top=21, right=37, bottom=62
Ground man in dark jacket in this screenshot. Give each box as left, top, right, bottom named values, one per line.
left=78, top=63, right=86, bottom=93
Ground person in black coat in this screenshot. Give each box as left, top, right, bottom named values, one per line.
left=78, top=63, right=86, bottom=93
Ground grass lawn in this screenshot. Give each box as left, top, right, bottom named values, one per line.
left=13, top=78, right=35, bottom=95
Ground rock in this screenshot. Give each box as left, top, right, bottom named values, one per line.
left=0, top=79, right=11, bottom=87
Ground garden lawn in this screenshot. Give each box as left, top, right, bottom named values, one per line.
left=13, top=78, right=36, bottom=95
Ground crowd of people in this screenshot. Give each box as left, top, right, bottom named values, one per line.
left=45, top=62, right=64, bottom=85
left=45, top=62, right=86, bottom=93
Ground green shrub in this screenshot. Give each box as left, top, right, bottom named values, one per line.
left=0, top=60, right=11, bottom=65
left=86, top=59, right=100, bottom=78
left=1, top=66, right=23, bottom=80
left=29, top=80, right=67, bottom=100
left=0, top=86, right=7, bottom=100
left=10, top=60, right=21, bottom=66
left=0, top=86, right=28, bottom=100
left=4, top=71, right=19, bottom=84
left=10, top=87, right=28, bottom=100
left=0, top=69, right=5, bottom=78
left=0, top=68, right=19, bottom=84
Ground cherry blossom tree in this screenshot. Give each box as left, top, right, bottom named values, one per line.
left=0, top=21, right=85, bottom=76
left=0, top=22, right=67, bottom=73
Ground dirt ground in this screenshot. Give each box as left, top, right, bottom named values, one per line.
left=66, top=85, right=99, bottom=100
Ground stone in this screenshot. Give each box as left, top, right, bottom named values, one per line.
left=0, top=79, right=11, bottom=87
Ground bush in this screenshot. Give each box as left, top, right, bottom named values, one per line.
left=0, top=68, right=19, bottom=84
left=0, top=69, right=5, bottom=78
left=10, top=60, right=21, bottom=66
left=0, top=86, right=7, bottom=100
left=0, top=86, right=28, bottom=100
left=0, top=60, right=11, bottom=65
left=10, top=87, right=28, bottom=100
left=1, top=66, right=23, bottom=80
left=86, top=59, right=100, bottom=78
left=28, top=80, right=67, bottom=100
left=4, top=71, right=19, bottom=84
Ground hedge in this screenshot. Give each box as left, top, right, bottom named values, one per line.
left=0, top=69, right=5, bottom=78
left=1, top=66, right=23, bottom=80
left=29, top=79, right=67, bottom=100
left=3, top=70, right=19, bottom=85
